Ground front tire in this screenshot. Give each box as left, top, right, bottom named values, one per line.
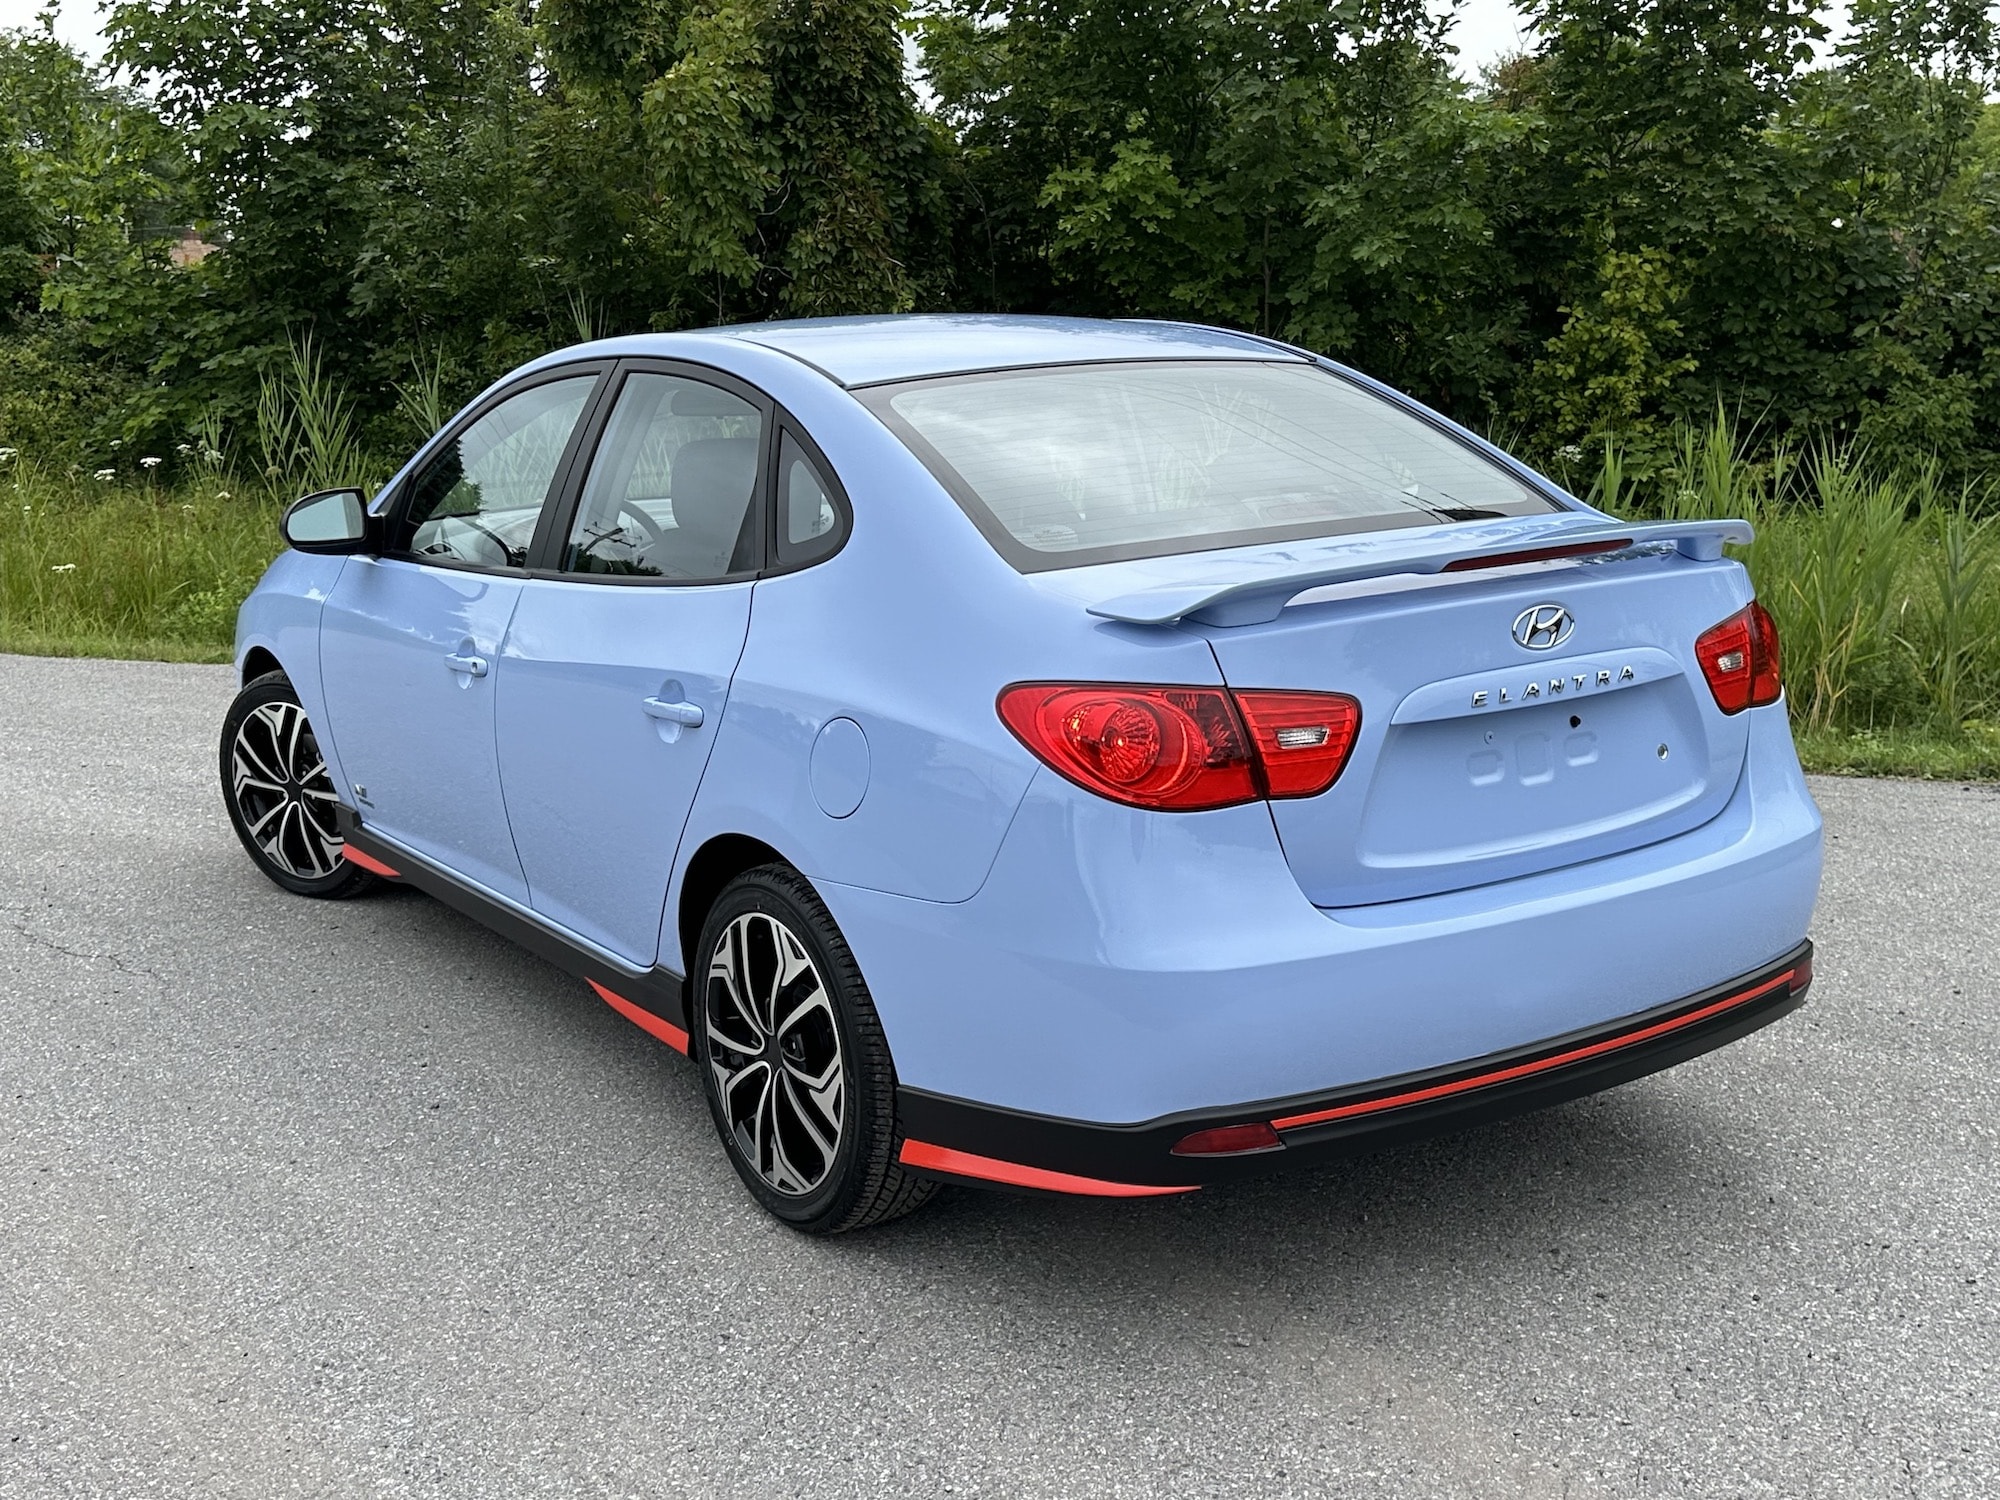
left=220, top=670, right=374, bottom=899
left=692, top=865, right=939, bottom=1233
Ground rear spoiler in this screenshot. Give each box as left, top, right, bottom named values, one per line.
left=1086, top=517, right=1754, bottom=628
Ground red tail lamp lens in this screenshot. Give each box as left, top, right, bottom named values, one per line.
left=1171, top=1121, right=1283, bottom=1157
left=1695, top=602, right=1783, bottom=714
left=1233, top=689, right=1363, bottom=798
left=997, top=684, right=1259, bottom=811
left=998, top=684, right=1364, bottom=811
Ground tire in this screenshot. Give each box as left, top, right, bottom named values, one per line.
left=691, top=865, right=940, bottom=1233
left=219, top=670, right=375, bottom=900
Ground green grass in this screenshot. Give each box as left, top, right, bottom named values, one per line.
left=1793, top=723, right=2000, bottom=780
left=0, top=463, right=283, bottom=662
left=2, top=414, right=1997, bottom=781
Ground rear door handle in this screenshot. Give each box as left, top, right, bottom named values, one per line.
left=444, top=652, right=488, bottom=677
left=642, top=697, right=704, bottom=728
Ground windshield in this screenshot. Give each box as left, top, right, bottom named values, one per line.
left=861, top=359, right=1559, bottom=570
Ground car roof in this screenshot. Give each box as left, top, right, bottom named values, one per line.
left=695, top=314, right=1300, bottom=388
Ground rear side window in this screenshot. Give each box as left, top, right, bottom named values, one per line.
left=860, top=360, right=1558, bottom=571
left=774, top=430, right=845, bottom=566
left=561, top=372, right=764, bottom=581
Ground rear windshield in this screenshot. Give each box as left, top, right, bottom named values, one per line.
left=860, top=359, right=1559, bottom=570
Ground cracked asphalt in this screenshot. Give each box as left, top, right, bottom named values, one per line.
left=1, top=651, right=1995, bottom=1499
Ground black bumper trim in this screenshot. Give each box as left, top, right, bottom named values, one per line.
left=897, top=941, right=1812, bottom=1189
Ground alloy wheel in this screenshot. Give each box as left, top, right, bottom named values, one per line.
left=229, top=701, right=343, bottom=880
left=703, top=911, right=846, bottom=1196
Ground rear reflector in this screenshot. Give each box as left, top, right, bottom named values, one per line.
left=997, top=683, right=1361, bottom=811
left=1440, top=538, right=1632, bottom=572
left=1788, top=952, right=1813, bottom=997
left=1170, top=1122, right=1283, bottom=1157
left=1695, top=602, right=1783, bottom=714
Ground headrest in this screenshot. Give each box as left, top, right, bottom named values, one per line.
left=670, top=383, right=753, bottom=418
left=671, top=437, right=758, bottom=555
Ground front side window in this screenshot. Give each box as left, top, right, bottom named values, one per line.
left=561, top=372, right=764, bottom=581
left=860, top=360, right=1559, bottom=571
left=394, top=374, right=599, bottom=568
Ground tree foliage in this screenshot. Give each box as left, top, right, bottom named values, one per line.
left=0, top=0, right=1995, bottom=481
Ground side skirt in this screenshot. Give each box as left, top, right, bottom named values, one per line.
left=335, top=806, right=689, bottom=1051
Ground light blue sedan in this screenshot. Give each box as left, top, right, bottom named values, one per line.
left=222, top=316, right=1822, bottom=1232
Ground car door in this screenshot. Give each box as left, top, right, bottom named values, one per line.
left=493, top=363, right=770, bottom=967
left=317, top=367, right=605, bottom=903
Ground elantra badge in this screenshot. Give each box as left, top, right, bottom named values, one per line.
left=1512, top=603, right=1574, bottom=651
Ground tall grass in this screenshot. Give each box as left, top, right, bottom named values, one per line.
left=1580, top=415, right=2000, bottom=758
left=1, top=399, right=1995, bottom=776
left=0, top=459, right=282, bottom=661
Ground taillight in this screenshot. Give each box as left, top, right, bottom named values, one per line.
left=1695, top=602, right=1783, bottom=714
left=1233, top=689, right=1363, bottom=797
left=997, top=683, right=1361, bottom=811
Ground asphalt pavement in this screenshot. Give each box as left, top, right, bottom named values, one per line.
left=0, top=652, right=1994, bottom=1499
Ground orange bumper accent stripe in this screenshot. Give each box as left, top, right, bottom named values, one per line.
left=1270, top=971, right=1796, bottom=1132
left=340, top=845, right=400, bottom=878
left=588, top=978, right=690, bottom=1055
left=899, top=1139, right=1197, bottom=1198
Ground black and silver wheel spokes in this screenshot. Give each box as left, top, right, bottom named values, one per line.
left=705, top=912, right=845, bottom=1197
left=231, top=702, right=343, bottom=880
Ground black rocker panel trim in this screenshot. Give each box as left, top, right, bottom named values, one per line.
left=335, top=806, right=688, bottom=1036
left=898, top=941, right=1812, bottom=1189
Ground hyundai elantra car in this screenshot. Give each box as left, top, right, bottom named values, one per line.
left=222, top=315, right=1822, bottom=1232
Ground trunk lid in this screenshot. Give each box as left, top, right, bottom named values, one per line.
left=1044, top=518, right=1757, bottom=908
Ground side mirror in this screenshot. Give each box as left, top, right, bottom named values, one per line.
left=280, top=488, right=374, bottom=555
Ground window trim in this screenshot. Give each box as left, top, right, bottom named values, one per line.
left=854, top=358, right=1564, bottom=575
left=528, top=357, right=780, bottom=589
left=376, top=361, right=613, bottom=579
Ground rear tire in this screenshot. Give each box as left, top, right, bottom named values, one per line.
left=220, top=670, right=375, bottom=900
left=692, top=865, right=939, bottom=1233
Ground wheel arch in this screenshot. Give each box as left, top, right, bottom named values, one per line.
left=241, top=645, right=284, bottom=686
left=675, top=832, right=788, bottom=979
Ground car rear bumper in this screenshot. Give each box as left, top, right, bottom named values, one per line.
left=893, top=942, right=1811, bottom=1192
left=819, top=700, right=1822, bottom=1142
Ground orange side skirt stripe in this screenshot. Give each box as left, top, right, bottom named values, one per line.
left=340, top=845, right=401, bottom=878
left=588, top=978, right=690, bottom=1056
left=900, top=1139, right=1198, bottom=1198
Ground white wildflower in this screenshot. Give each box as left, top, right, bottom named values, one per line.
left=50, top=562, right=76, bottom=573
left=140, top=456, right=162, bottom=469
left=202, top=448, right=223, bottom=463
left=214, top=490, right=232, bottom=500
left=0, top=447, right=16, bottom=460
left=175, top=442, right=192, bottom=455
left=92, top=468, right=115, bottom=481
left=1832, top=217, right=1844, bottom=229
left=108, top=439, right=122, bottom=449
left=180, top=503, right=195, bottom=513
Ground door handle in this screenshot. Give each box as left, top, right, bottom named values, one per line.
left=444, top=652, right=488, bottom=678
left=642, top=697, right=704, bottom=728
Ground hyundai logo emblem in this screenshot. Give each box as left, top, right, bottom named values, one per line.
left=1511, top=603, right=1575, bottom=651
